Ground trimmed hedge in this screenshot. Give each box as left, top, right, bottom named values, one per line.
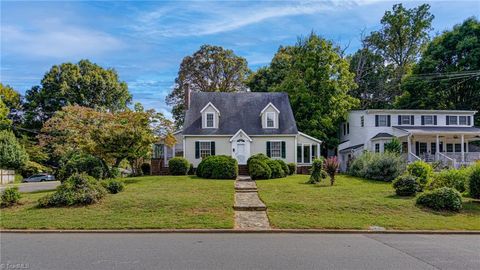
left=407, top=161, right=433, bottom=191
left=287, top=163, right=296, bottom=175
left=267, top=160, right=286, bottom=178
left=196, top=155, right=238, bottom=179
left=349, top=152, right=405, bottom=182
left=416, top=187, right=462, bottom=212
left=392, top=174, right=418, bottom=196
left=168, top=157, right=189, bottom=175
left=247, top=153, right=269, bottom=168
left=248, top=159, right=272, bottom=180
left=469, top=164, right=480, bottom=199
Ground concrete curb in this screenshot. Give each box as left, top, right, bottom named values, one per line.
left=1, top=229, right=479, bottom=234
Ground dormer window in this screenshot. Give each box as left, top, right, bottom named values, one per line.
left=266, top=112, right=275, bottom=128
left=260, top=102, right=280, bottom=129
left=200, top=102, right=220, bottom=129
left=206, top=113, right=214, bottom=128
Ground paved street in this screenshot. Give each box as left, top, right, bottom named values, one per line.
left=0, top=181, right=60, bottom=193
left=1, top=233, right=479, bottom=270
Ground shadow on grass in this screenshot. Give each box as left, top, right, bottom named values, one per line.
left=385, top=194, right=414, bottom=200
left=123, top=179, right=142, bottom=185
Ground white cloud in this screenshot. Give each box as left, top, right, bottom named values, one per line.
left=2, top=25, right=124, bottom=58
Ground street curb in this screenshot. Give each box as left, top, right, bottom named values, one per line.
left=1, top=229, right=479, bottom=234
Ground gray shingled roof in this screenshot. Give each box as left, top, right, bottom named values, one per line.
left=183, top=92, right=298, bottom=135
left=393, top=126, right=480, bottom=134
left=371, top=133, right=394, bottom=139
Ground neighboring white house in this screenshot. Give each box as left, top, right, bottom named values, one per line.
left=151, top=92, right=322, bottom=173
left=338, top=110, right=480, bottom=171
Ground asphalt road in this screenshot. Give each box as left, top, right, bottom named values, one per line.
left=0, top=181, right=60, bottom=193
left=1, top=233, right=479, bottom=270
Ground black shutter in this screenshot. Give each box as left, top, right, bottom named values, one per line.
left=195, top=142, right=200, bottom=159
left=468, top=116, right=471, bottom=126
left=387, top=115, right=391, bottom=127
left=398, top=115, right=402, bottom=126
left=415, top=142, right=420, bottom=156
left=411, top=115, right=415, bottom=125
left=281, top=141, right=286, bottom=158
left=266, top=142, right=271, bottom=157
left=434, top=116, right=437, bottom=125
left=375, top=115, right=379, bottom=127
left=446, top=115, right=450, bottom=125
left=211, top=141, right=215, bottom=156
left=421, top=116, right=425, bottom=125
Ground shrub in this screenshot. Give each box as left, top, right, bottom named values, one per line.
left=247, top=153, right=269, bottom=168
left=392, top=174, right=418, bottom=196
left=248, top=159, right=271, bottom=180
left=188, top=164, right=195, bottom=175
left=0, top=130, right=28, bottom=170
left=168, top=157, right=189, bottom=175
left=38, top=173, right=106, bottom=207
left=407, top=161, right=433, bottom=191
left=307, top=158, right=327, bottom=184
left=324, top=157, right=340, bottom=186
left=349, top=152, right=405, bottom=182
left=276, top=160, right=290, bottom=176
left=196, top=155, right=238, bottom=179
left=287, top=163, right=296, bottom=175
left=428, top=168, right=469, bottom=193
left=469, top=164, right=480, bottom=199
left=266, top=160, right=285, bottom=179
left=416, top=187, right=462, bottom=212
left=1, top=187, right=21, bottom=208
left=58, top=153, right=105, bottom=181
left=384, top=138, right=402, bottom=154
left=140, top=163, right=151, bottom=175
left=101, top=179, right=125, bottom=194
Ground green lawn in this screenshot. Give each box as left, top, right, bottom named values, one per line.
left=1, top=176, right=234, bottom=229
left=257, top=174, right=480, bottom=230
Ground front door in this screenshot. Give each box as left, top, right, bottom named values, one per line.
left=236, top=141, right=246, bottom=164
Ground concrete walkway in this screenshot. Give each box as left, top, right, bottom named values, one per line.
left=233, top=176, right=270, bottom=230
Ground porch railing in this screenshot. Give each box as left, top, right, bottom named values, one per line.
left=438, top=152, right=456, bottom=168
left=408, top=152, right=421, bottom=162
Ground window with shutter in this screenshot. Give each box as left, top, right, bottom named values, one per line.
left=270, top=141, right=282, bottom=158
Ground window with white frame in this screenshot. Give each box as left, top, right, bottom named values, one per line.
left=400, top=115, right=412, bottom=125
left=270, top=141, right=282, bottom=158
left=448, top=116, right=458, bottom=125
left=459, top=116, right=468, bottom=125
left=199, top=141, right=212, bottom=158
left=375, top=143, right=380, bottom=153
left=377, top=115, right=389, bottom=126
left=206, top=113, right=214, bottom=128
left=423, top=115, right=434, bottom=125
left=266, top=112, right=275, bottom=128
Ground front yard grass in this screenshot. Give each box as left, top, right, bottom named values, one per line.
left=257, top=174, right=480, bottom=230
left=1, top=176, right=234, bottom=229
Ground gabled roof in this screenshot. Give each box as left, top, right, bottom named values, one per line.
left=339, top=144, right=364, bottom=153
left=229, top=129, right=252, bottom=142
left=260, top=102, right=280, bottom=115
left=183, top=92, right=298, bottom=135
left=371, top=133, right=394, bottom=140
left=200, top=102, right=220, bottom=114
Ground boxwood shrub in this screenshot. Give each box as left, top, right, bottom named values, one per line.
left=276, top=160, right=289, bottom=176
left=248, top=159, right=272, bottom=180
left=247, top=153, right=269, bottom=167
left=168, top=157, right=190, bottom=175
left=196, top=155, right=238, bottom=179
left=416, top=187, right=462, bottom=212
left=407, top=161, right=433, bottom=191
left=267, top=160, right=285, bottom=179
left=287, top=163, right=296, bottom=175
left=469, top=164, right=480, bottom=199
left=349, top=152, right=405, bottom=182
left=392, top=174, right=418, bottom=196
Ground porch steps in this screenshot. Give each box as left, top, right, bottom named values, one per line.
left=238, top=165, right=249, bottom=176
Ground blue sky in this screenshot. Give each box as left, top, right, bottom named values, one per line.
left=1, top=0, right=479, bottom=118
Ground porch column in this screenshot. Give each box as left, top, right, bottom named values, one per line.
left=407, top=135, right=412, bottom=162
left=461, top=134, right=465, bottom=162
left=163, top=145, right=167, bottom=166
left=435, top=135, right=440, bottom=161
left=172, top=144, right=176, bottom=158
left=466, top=140, right=469, bottom=153
left=317, top=143, right=320, bottom=158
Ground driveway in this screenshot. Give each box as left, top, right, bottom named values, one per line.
left=0, top=181, right=60, bottom=193
left=1, top=233, right=479, bottom=270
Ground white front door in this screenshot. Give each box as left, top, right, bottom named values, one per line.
left=233, top=139, right=250, bottom=165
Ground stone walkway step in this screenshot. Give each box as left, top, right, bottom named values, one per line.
left=234, top=181, right=257, bottom=192
left=234, top=192, right=266, bottom=211
left=234, top=211, right=270, bottom=229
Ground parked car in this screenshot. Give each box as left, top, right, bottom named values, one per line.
left=22, top=174, right=56, bottom=182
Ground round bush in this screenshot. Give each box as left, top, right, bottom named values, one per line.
left=407, top=161, right=433, bottom=190
left=196, top=155, right=238, bottom=179
left=247, top=153, right=269, bottom=167
left=350, top=152, right=405, bottom=182
left=287, top=163, right=296, bottom=175
left=416, top=187, right=462, bottom=212
left=469, top=165, right=480, bottom=199
left=392, top=174, right=418, bottom=196
left=248, top=159, right=271, bottom=180
left=101, top=179, right=125, bottom=194
left=428, top=168, right=469, bottom=193
left=266, top=160, right=285, bottom=179
left=168, top=157, right=189, bottom=175
left=276, top=160, right=289, bottom=176
left=140, top=163, right=151, bottom=175
left=58, top=153, right=105, bottom=181
left=1, top=187, right=21, bottom=208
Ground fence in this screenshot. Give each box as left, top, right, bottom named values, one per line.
left=0, top=169, right=15, bottom=185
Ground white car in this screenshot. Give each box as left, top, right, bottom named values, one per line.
left=23, top=174, right=56, bottom=182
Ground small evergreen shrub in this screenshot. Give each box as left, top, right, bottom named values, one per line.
left=247, top=153, right=269, bottom=167
left=384, top=138, right=402, bottom=154
left=416, top=187, right=462, bottom=212
left=266, top=160, right=285, bottom=179
left=101, top=179, right=125, bottom=194
left=38, top=173, right=106, bottom=207
left=248, top=159, right=272, bottom=180
left=196, top=155, right=238, bottom=179
left=276, top=160, right=290, bottom=176
left=307, top=158, right=327, bottom=184
left=428, top=168, right=469, bottom=193
left=287, top=163, right=296, bottom=175
left=407, top=161, right=433, bottom=191
left=140, top=163, right=151, bottom=175
left=469, top=164, right=480, bottom=199
left=1, top=187, right=21, bottom=208
left=58, top=153, right=105, bottom=181
left=349, top=152, right=405, bottom=182
left=168, top=157, right=189, bottom=175
left=392, top=174, right=418, bottom=196
left=324, top=157, right=340, bottom=186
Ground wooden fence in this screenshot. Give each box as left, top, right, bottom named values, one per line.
left=0, top=169, right=15, bottom=185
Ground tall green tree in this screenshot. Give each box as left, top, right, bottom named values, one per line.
left=0, top=83, right=22, bottom=127
left=166, top=45, right=251, bottom=127
left=0, top=130, right=29, bottom=170
left=396, top=18, right=480, bottom=125
left=248, top=33, right=359, bottom=149
left=0, top=98, right=11, bottom=130
left=366, top=3, right=434, bottom=98
left=23, top=60, right=131, bottom=129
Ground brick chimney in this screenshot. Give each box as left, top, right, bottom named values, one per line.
left=185, top=88, right=191, bottom=110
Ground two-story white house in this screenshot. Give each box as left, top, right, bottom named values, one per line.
left=338, top=110, right=480, bottom=171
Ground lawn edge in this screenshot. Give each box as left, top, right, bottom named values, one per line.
left=1, top=229, right=479, bottom=234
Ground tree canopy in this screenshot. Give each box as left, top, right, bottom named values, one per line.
left=23, top=60, right=131, bottom=129
left=396, top=18, right=480, bottom=125
left=248, top=33, right=359, bottom=148
left=166, top=45, right=251, bottom=127
left=0, top=130, right=29, bottom=170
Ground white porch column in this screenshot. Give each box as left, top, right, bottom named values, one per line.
left=407, top=135, right=412, bottom=162
left=461, top=134, right=465, bottom=162
left=435, top=135, right=440, bottom=161
left=163, top=144, right=167, bottom=166
left=317, top=143, right=320, bottom=158
left=172, top=144, right=176, bottom=158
